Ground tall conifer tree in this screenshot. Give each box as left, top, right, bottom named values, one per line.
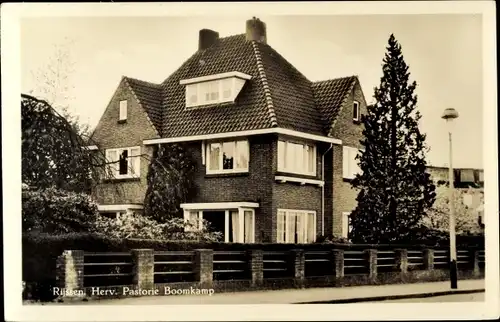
left=349, top=34, right=436, bottom=244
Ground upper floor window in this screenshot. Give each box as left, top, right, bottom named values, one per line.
left=105, top=146, right=141, bottom=179
left=353, top=101, right=360, bottom=121
left=343, top=146, right=362, bottom=180
left=180, top=71, right=252, bottom=108
left=206, top=140, right=249, bottom=174
left=119, top=100, right=128, bottom=121
left=278, top=140, right=316, bottom=176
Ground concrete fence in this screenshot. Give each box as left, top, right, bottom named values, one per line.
left=55, top=247, right=485, bottom=300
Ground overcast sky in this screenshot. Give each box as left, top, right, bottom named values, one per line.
left=21, top=14, right=483, bottom=168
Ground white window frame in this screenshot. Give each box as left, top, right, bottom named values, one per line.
left=276, top=209, right=316, bottom=244
left=353, top=101, right=360, bottom=121
left=343, top=146, right=362, bottom=180
left=119, top=100, right=128, bottom=121
left=277, top=140, right=316, bottom=176
left=105, top=146, right=141, bottom=179
left=185, top=78, right=236, bottom=108
left=182, top=208, right=255, bottom=243
left=342, top=212, right=352, bottom=239
left=206, top=139, right=249, bottom=174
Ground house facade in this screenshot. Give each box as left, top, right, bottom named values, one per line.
left=426, top=166, right=485, bottom=231
left=89, top=17, right=368, bottom=243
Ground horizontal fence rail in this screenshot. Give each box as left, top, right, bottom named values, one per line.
left=82, top=252, right=134, bottom=287
left=56, top=246, right=485, bottom=299
left=154, top=251, right=195, bottom=284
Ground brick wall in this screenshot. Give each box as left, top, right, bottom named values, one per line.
left=330, top=80, right=368, bottom=237
left=183, top=135, right=274, bottom=243
left=91, top=78, right=158, bottom=206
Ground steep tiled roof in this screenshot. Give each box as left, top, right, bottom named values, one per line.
left=256, top=42, right=326, bottom=135
left=161, top=34, right=274, bottom=138
left=312, top=76, right=357, bottom=135
left=124, top=77, right=164, bottom=134
left=121, top=34, right=359, bottom=139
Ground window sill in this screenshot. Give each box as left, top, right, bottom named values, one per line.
left=275, top=175, right=324, bottom=187
left=205, top=171, right=249, bottom=179
left=343, top=177, right=355, bottom=183
left=276, top=171, right=318, bottom=180
left=118, top=119, right=127, bottom=124
left=352, top=119, right=361, bottom=125
left=102, top=177, right=141, bottom=183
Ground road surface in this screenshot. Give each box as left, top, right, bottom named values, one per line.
left=366, top=292, right=484, bottom=303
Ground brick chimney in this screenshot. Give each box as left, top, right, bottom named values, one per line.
left=199, top=29, right=219, bottom=50
left=246, top=17, right=267, bottom=44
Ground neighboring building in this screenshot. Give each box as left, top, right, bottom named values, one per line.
left=89, top=17, right=369, bottom=243
left=426, top=166, right=485, bottom=231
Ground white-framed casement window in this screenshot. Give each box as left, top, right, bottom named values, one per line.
left=277, top=140, right=316, bottom=176
left=353, top=101, right=360, bottom=121
left=206, top=140, right=249, bottom=174
left=342, top=212, right=352, bottom=239
left=185, top=78, right=236, bottom=108
left=105, top=146, right=141, bottom=179
left=343, top=146, right=362, bottom=180
left=182, top=208, right=255, bottom=243
left=119, top=100, right=128, bottom=121
left=276, top=209, right=316, bottom=244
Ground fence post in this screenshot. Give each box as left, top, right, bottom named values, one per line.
left=291, top=249, right=305, bottom=288
left=332, top=249, right=344, bottom=286
left=55, top=250, right=85, bottom=299
left=194, top=249, right=213, bottom=288
left=247, top=249, right=264, bottom=287
left=365, top=249, right=377, bottom=283
left=473, top=249, right=481, bottom=277
left=395, top=249, right=408, bottom=282
left=423, top=249, right=434, bottom=270
left=131, top=249, right=154, bottom=290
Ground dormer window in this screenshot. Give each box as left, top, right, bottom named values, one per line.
left=181, top=71, right=252, bottom=108
left=119, top=100, right=128, bottom=122
left=353, top=101, right=360, bottom=121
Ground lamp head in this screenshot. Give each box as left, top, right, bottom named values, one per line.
left=441, top=108, right=459, bottom=121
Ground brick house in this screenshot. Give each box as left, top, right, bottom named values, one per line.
left=426, top=166, right=485, bottom=230
left=89, top=17, right=368, bottom=243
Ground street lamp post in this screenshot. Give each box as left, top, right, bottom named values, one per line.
left=442, top=107, right=459, bottom=289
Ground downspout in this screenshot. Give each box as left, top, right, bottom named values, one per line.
left=321, top=143, right=334, bottom=236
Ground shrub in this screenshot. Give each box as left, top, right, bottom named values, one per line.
left=22, top=186, right=99, bottom=234
left=92, top=212, right=222, bottom=242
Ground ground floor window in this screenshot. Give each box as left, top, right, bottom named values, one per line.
left=342, top=212, right=352, bottom=239
left=100, top=211, right=125, bottom=220
left=183, top=208, right=255, bottom=243
left=277, top=209, right=316, bottom=243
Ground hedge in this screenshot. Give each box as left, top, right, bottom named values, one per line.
left=22, top=231, right=484, bottom=302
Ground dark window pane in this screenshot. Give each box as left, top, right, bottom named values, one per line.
left=119, top=150, right=128, bottom=175
left=353, top=103, right=359, bottom=119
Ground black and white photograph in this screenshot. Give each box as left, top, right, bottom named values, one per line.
left=2, top=1, right=498, bottom=321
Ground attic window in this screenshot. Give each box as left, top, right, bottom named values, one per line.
left=119, top=100, right=128, bottom=121
left=180, top=71, right=252, bottom=108
left=353, top=101, right=360, bottom=121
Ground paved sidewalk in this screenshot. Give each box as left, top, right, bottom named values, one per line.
left=56, top=279, right=484, bottom=305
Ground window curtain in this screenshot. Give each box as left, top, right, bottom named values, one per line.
left=244, top=210, right=253, bottom=243
left=306, top=212, right=315, bottom=243
left=296, top=213, right=306, bottom=243
left=231, top=210, right=240, bottom=242
left=236, top=141, right=249, bottom=169
left=277, top=211, right=286, bottom=243
left=286, top=212, right=297, bottom=243
left=209, top=144, right=220, bottom=170
left=130, top=147, right=141, bottom=176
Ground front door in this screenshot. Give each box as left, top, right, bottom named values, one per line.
left=202, top=211, right=226, bottom=239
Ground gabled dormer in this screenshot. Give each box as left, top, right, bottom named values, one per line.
left=180, top=71, right=252, bottom=109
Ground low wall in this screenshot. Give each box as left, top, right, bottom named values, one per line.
left=55, top=246, right=485, bottom=301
